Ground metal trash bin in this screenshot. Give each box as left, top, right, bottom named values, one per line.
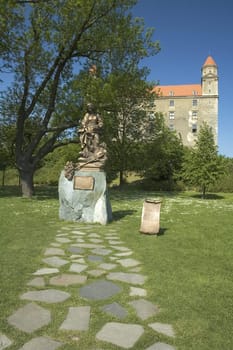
left=140, top=199, right=162, bottom=235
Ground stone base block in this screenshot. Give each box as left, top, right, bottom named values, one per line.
left=58, top=170, right=112, bottom=225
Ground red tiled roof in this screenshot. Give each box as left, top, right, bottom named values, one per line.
left=202, top=55, right=217, bottom=67
left=152, top=84, right=202, bottom=97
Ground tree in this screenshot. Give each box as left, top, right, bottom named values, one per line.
left=137, top=112, right=184, bottom=188
left=101, top=69, right=157, bottom=185
left=0, top=0, right=159, bottom=197
left=0, top=123, right=16, bottom=186
left=181, top=122, right=225, bottom=198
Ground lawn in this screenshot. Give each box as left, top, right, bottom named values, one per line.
left=0, top=185, right=233, bottom=349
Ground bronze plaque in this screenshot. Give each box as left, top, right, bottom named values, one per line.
left=74, top=176, right=95, bottom=190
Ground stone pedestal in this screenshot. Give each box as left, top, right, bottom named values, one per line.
left=58, top=169, right=112, bottom=225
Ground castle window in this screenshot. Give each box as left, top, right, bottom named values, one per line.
left=169, top=91, right=174, bottom=96
left=192, top=124, right=197, bottom=133
left=169, top=100, right=174, bottom=106
left=169, top=111, right=175, bottom=119
left=192, top=99, right=198, bottom=106
left=169, top=124, right=174, bottom=131
left=192, top=111, right=198, bottom=119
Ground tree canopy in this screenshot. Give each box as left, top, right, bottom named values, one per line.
left=0, top=0, right=159, bottom=197
left=181, top=123, right=225, bottom=198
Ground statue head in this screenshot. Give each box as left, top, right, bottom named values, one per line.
left=87, top=103, right=95, bottom=113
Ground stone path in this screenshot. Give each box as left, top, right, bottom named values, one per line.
left=2, top=225, right=176, bottom=349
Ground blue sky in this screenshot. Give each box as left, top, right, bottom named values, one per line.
left=132, top=0, right=233, bottom=157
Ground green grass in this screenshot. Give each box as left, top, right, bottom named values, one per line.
left=0, top=186, right=233, bottom=349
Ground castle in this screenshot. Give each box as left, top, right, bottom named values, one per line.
left=152, top=56, right=218, bottom=147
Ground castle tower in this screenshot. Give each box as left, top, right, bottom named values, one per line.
left=201, top=56, right=218, bottom=96
left=153, top=55, right=219, bottom=146
left=201, top=56, right=218, bottom=144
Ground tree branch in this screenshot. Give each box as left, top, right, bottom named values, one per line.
left=16, top=0, right=49, bottom=3
left=33, top=133, right=79, bottom=166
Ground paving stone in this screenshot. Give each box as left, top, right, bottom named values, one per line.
left=68, top=246, right=84, bottom=254
left=50, top=243, right=61, bottom=247
left=145, top=342, right=176, bottom=350
left=107, top=272, right=146, bottom=285
left=18, top=336, right=62, bottom=350
left=114, top=251, right=133, bottom=257
left=91, top=248, right=112, bottom=256
left=43, top=256, right=69, bottom=267
left=0, top=333, right=12, bottom=349
left=55, top=237, right=71, bottom=243
left=49, top=274, right=87, bottom=286
left=108, top=240, right=123, bottom=245
left=148, top=323, right=175, bottom=337
left=101, top=302, right=128, bottom=319
left=128, top=299, right=159, bottom=320
left=129, top=286, right=147, bottom=297
left=76, top=238, right=85, bottom=242
left=70, top=254, right=84, bottom=259
left=88, top=233, right=101, bottom=238
left=20, top=289, right=70, bottom=303
left=71, top=230, right=87, bottom=235
left=7, top=302, right=51, bottom=333
left=117, top=258, right=141, bottom=268
left=109, top=256, right=118, bottom=261
left=87, top=269, right=106, bottom=277
left=88, top=255, right=103, bottom=262
left=72, top=258, right=86, bottom=264
left=98, top=263, right=117, bottom=270
left=60, top=306, right=90, bottom=331
left=77, top=243, right=105, bottom=249
left=96, top=322, right=144, bottom=349
left=79, top=280, right=121, bottom=300
left=89, top=238, right=103, bottom=243
left=69, top=263, right=88, bottom=273
left=44, top=248, right=65, bottom=256
left=27, top=277, right=45, bottom=287
left=33, top=268, right=59, bottom=275
left=129, top=266, right=142, bottom=272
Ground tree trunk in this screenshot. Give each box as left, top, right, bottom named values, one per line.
left=19, top=168, right=34, bottom=198
left=119, top=169, right=125, bottom=187
left=202, top=185, right=206, bottom=199
left=2, top=168, right=6, bottom=187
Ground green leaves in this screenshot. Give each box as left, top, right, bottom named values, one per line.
left=0, top=0, right=160, bottom=196
left=181, top=123, right=224, bottom=198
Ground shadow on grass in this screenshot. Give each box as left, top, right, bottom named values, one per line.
left=0, top=186, right=21, bottom=197
left=140, top=227, right=168, bottom=237
left=191, top=193, right=225, bottom=200
left=0, top=185, right=58, bottom=200
left=112, top=209, right=137, bottom=221
left=34, top=186, right=58, bottom=200
left=158, top=227, right=168, bottom=236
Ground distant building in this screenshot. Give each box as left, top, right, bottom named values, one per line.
left=152, top=56, right=218, bottom=147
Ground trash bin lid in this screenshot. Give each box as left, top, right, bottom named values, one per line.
left=145, top=198, right=162, bottom=204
